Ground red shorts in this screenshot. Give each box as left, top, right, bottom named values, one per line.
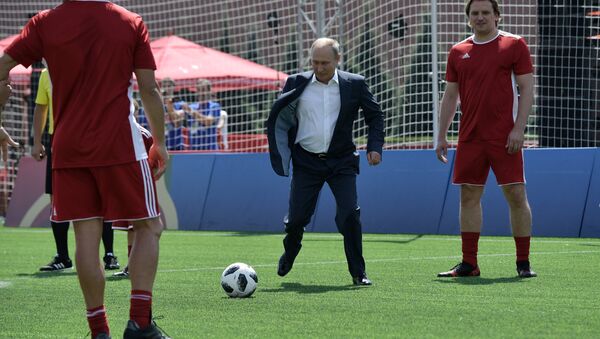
left=112, top=220, right=133, bottom=231
left=51, top=159, right=159, bottom=222
left=453, top=141, right=525, bottom=185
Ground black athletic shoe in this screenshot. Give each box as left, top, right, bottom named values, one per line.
left=352, top=275, right=373, bottom=286
left=39, top=255, right=73, bottom=271
left=437, top=262, right=481, bottom=277
left=113, top=266, right=129, bottom=278
left=123, top=320, right=171, bottom=339
left=516, top=260, right=537, bottom=278
left=103, top=254, right=120, bottom=270
left=94, top=332, right=111, bottom=339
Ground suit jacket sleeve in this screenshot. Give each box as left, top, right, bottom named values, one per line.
left=266, top=75, right=299, bottom=177
left=358, top=79, right=385, bottom=155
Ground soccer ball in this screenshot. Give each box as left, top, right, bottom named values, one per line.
left=220, top=263, right=258, bottom=298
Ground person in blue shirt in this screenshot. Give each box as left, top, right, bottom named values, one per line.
left=160, top=77, right=186, bottom=150
left=182, top=79, right=221, bottom=150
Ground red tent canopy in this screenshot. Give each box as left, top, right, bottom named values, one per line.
left=0, top=35, right=32, bottom=84
left=150, top=35, right=287, bottom=92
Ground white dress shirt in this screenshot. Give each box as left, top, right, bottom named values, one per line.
left=295, top=70, right=341, bottom=154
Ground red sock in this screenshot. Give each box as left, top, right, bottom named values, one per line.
left=127, top=245, right=132, bottom=257
left=130, top=290, right=152, bottom=329
left=461, top=232, right=480, bottom=267
left=86, top=305, right=109, bottom=338
left=514, top=236, right=531, bottom=262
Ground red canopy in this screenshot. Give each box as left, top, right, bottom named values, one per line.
left=150, top=35, right=287, bottom=92
left=0, top=35, right=32, bottom=84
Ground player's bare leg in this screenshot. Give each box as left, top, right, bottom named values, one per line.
left=438, top=185, right=485, bottom=277
left=502, top=183, right=536, bottom=277
left=123, top=217, right=169, bottom=337
left=502, top=183, right=532, bottom=237
left=460, top=184, right=484, bottom=233
left=73, top=218, right=105, bottom=308
left=129, top=217, right=163, bottom=291
left=73, top=218, right=110, bottom=337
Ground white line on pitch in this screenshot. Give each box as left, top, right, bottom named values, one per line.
left=157, top=250, right=600, bottom=273
left=2, top=250, right=599, bottom=281
left=2, top=228, right=600, bottom=245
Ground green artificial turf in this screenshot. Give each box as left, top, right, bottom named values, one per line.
left=1, top=227, right=599, bottom=338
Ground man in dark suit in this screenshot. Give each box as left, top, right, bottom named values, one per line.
left=266, top=38, right=384, bottom=286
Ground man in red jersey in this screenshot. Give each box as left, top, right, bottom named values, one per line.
left=435, top=0, right=536, bottom=278
left=0, top=1, right=170, bottom=338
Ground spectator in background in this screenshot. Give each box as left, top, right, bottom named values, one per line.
left=0, top=1, right=170, bottom=338
left=161, top=77, right=186, bottom=150
left=182, top=79, right=221, bottom=150
left=435, top=0, right=536, bottom=278
left=32, top=67, right=121, bottom=272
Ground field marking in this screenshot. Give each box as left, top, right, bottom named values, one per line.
left=1, top=250, right=599, bottom=282
left=0, top=281, right=12, bottom=288
left=158, top=249, right=600, bottom=273
left=2, top=228, right=599, bottom=245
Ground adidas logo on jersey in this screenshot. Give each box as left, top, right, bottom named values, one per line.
left=462, top=53, right=471, bottom=59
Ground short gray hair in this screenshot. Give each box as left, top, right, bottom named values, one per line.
left=196, top=79, right=212, bottom=91
left=310, top=38, right=340, bottom=58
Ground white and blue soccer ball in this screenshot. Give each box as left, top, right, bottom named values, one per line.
left=220, top=263, right=258, bottom=298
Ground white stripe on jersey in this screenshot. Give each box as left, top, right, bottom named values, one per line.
left=511, top=72, right=519, bottom=122
left=128, top=82, right=148, bottom=161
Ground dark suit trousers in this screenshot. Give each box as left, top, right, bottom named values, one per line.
left=283, top=144, right=366, bottom=277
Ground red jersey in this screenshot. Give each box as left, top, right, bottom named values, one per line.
left=445, top=30, right=533, bottom=142
left=5, top=1, right=156, bottom=168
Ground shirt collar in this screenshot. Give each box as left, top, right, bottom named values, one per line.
left=311, top=69, right=339, bottom=85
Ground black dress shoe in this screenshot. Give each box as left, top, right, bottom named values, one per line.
left=277, top=253, right=294, bottom=276
left=352, top=275, right=372, bottom=286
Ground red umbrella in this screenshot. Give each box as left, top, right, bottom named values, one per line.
left=150, top=35, right=287, bottom=92
left=0, top=35, right=33, bottom=84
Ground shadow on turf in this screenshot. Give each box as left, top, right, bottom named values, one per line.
left=306, top=234, right=424, bottom=244
left=434, top=276, right=524, bottom=285
left=577, top=243, right=600, bottom=247
left=17, top=271, right=78, bottom=278
left=261, top=282, right=359, bottom=294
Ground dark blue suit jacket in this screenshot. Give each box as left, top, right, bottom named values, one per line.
left=266, top=70, right=385, bottom=176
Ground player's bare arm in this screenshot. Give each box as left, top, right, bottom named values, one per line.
left=196, top=112, right=215, bottom=127
left=0, top=80, right=11, bottom=106
left=506, top=73, right=534, bottom=154
left=0, top=54, right=21, bottom=162
left=436, top=82, right=460, bottom=163
left=0, top=54, right=18, bottom=119
left=135, top=68, right=169, bottom=179
left=165, top=98, right=183, bottom=127
left=31, top=103, right=48, bottom=161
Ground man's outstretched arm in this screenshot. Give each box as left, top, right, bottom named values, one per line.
left=0, top=54, right=20, bottom=162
